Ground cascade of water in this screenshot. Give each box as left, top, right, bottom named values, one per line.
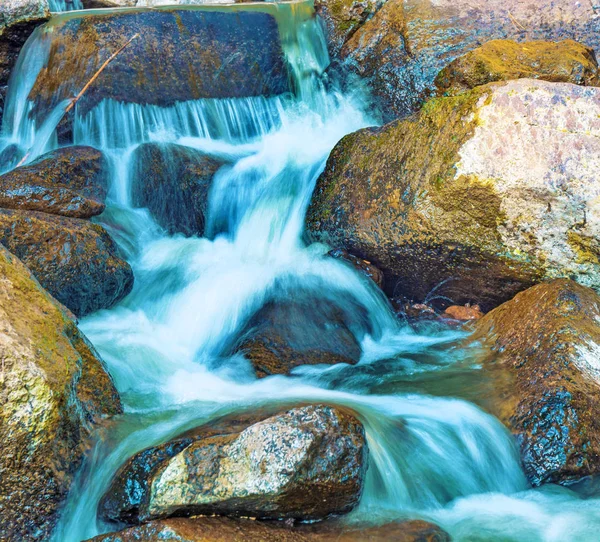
left=48, top=0, right=84, bottom=12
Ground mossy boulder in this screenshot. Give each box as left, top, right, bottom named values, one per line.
left=0, top=244, right=121, bottom=541
left=0, top=146, right=109, bottom=218
left=435, top=39, right=600, bottom=95
left=340, top=0, right=600, bottom=120
left=131, top=143, right=224, bottom=237
left=0, top=208, right=134, bottom=316
left=231, top=292, right=369, bottom=377
left=99, top=405, right=367, bottom=525
left=466, top=279, right=600, bottom=486
left=307, top=79, right=600, bottom=311
left=86, top=517, right=450, bottom=542
left=28, top=8, right=289, bottom=129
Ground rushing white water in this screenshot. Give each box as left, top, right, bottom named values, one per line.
left=3, top=3, right=599, bottom=542
left=49, top=0, right=84, bottom=12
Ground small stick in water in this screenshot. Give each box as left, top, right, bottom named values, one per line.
left=64, top=32, right=140, bottom=115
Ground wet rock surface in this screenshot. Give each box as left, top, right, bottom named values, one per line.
left=328, top=248, right=384, bottom=288
left=0, top=208, right=134, bottom=316
left=435, top=39, right=600, bottom=95
left=338, top=0, right=600, bottom=119
left=232, top=294, right=367, bottom=377
left=132, top=143, right=224, bottom=237
left=100, top=405, right=367, bottom=525
left=467, top=279, right=600, bottom=486
left=0, top=146, right=109, bottom=218
left=306, top=79, right=600, bottom=311
left=87, top=516, right=450, bottom=542
left=0, top=244, right=121, bottom=542
left=29, top=8, right=290, bottom=124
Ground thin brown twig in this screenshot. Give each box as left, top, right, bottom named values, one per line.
left=64, top=32, right=140, bottom=115
left=507, top=11, right=527, bottom=31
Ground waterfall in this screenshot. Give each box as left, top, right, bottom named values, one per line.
left=49, top=0, right=84, bottom=12
left=4, top=2, right=591, bottom=542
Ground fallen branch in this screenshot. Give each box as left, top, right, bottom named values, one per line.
left=64, top=32, right=140, bottom=115
left=507, top=11, right=527, bottom=32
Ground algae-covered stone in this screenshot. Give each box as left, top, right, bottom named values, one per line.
left=306, top=79, right=600, bottom=310
left=0, top=208, right=134, bottom=316
left=86, top=516, right=450, bottom=542
left=28, top=8, right=289, bottom=127
left=0, top=244, right=121, bottom=541
left=340, top=0, right=600, bottom=119
left=131, top=143, right=224, bottom=237
left=100, top=405, right=367, bottom=525
left=466, top=279, right=600, bottom=486
left=435, top=39, right=600, bottom=95
left=0, top=146, right=109, bottom=218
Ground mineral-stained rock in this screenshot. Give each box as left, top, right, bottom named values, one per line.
left=131, top=143, right=224, bottom=236
left=232, top=294, right=367, bottom=377
left=435, top=39, right=600, bottom=96
left=100, top=405, right=367, bottom=524
left=0, top=146, right=109, bottom=218
left=0, top=244, right=121, bottom=541
left=328, top=248, right=384, bottom=288
left=28, top=7, right=290, bottom=127
left=442, top=304, right=484, bottom=322
left=466, top=279, right=600, bottom=486
left=86, top=516, right=450, bottom=542
left=340, top=0, right=600, bottom=120
left=0, top=208, right=134, bottom=316
left=306, top=79, right=600, bottom=311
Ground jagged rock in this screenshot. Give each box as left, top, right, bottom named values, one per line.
left=466, top=279, right=600, bottom=486
left=232, top=293, right=367, bottom=377
left=131, top=143, right=224, bottom=236
left=0, top=245, right=121, bottom=541
left=340, top=0, right=600, bottom=119
left=86, top=517, right=450, bottom=542
left=0, top=209, right=134, bottom=316
left=435, top=39, right=600, bottom=95
left=0, top=146, right=109, bottom=218
left=0, top=0, right=50, bottom=124
left=99, top=405, right=367, bottom=524
left=306, top=79, right=600, bottom=311
left=28, top=8, right=290, bottom=127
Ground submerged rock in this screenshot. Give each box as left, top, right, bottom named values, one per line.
left=232, top=294, right=366, bottom=377
left=100, top=405, right=367, bottom=525
left=29, top=8, right=289, bottom=126
left=0, top=146, right=109, bottom=218
left=467, top=279, right=600, bottom=486
left=0, top=0, right=50, bottom=123
left=306, top=79, right=600, bottom=311
left=339, top=0, right=600, bottom=119
left=0, top=245, right=121, bottom=541
left=86, top=517, right=450, bottom=542
left=0, top=208, right=133, bottom=316
left=435, top=39, right=600, bottom=96
left=131, top=143, right=224, bottom=237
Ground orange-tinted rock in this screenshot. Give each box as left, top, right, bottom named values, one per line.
left=0, top=146, right=108, bottom=218
left=86, top=517, right=450, bottom=542
left=435, top=39, right=599, bottom=95
left=443, top=304, right=484, bottom=322
left=466, top=279, right=600, bottom=486
left=0, top=209, right=133, bottom=316
left=0, top=244, right=121, bottom=541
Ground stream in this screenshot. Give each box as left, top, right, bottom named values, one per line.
left=2, top=2, right=600, bottom=541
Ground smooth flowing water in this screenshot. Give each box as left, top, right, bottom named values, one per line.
left=3, top=3, right=600, bottom=541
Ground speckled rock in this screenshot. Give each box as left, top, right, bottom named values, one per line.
left=314, top=0, right=383, bottom=57
left=28, top=7, right=290, bottom=130
left=0, top=0, right=50, bottom=123
left=306, top=79, right=600, bottom=311
left=0, top=146, right=109, bottom=218
left=86, top=517, right=450, bottom=542
left=131, top=143, right=224, bottom=237
left=435, top=39, right=600, bottom=95
left=328, top=248, right=384, bottom=288
left=0, top=244, right=121, bottom=541
left=340, top=0, right=600, bottom=120
left=0, top=209, right=134, bottom=316
left=232, top=294, right=367, bottom=377
left=100, top=405, right=367, bottom=525
left=466, top=279, right=600, bottom=486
